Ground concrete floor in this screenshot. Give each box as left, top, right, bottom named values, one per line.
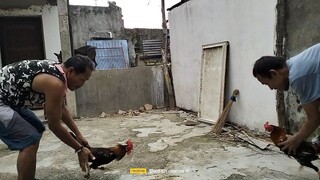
left=0, top=109, right=319, bottom=180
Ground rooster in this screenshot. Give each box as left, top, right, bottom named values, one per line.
left=264, top=122, right=320, bottom=178
left=70, top=132, right=133, bottom=178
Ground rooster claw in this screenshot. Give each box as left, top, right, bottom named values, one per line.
left=84, top=169, right=90, bottom=179
left=84, top=174, right=90, bottom=179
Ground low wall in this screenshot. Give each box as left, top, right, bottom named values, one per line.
left=75, top=66, right=164, bottom=117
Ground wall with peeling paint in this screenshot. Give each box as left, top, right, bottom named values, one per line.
left=69, top=4, right=125, bottom=50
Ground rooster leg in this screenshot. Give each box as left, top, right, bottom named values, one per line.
left=84, top=167, right=91, bottom=179
left=84, top=172, right=90, bottom=179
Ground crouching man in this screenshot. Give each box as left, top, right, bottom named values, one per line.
left=0, top=55, right=95, bottom=180
left=252, top=43, right=320, bottom=155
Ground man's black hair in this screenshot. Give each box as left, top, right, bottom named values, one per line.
left=63, top=54, right=95, bottom=73
left=252, top=56, right=286, bottom=78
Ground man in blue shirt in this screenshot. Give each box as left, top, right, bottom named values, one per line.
left=253, top=43, right=320, bottom=154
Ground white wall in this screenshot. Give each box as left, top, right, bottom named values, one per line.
left=0, top=5, right=61, bottom=61
left=41, top=5, right=61, bottom=60
left=169, top=0, right=279, bottom=131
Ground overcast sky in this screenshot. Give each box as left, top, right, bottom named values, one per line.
left=69, top=0, right=180, bottom=29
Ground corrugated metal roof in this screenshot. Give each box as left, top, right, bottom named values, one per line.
left=86, top=40, right=129, bottom=70
left=142, top=39, right=162, bottom=57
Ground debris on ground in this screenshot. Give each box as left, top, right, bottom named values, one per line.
left=235, top=131, right=270, bottom=150
left=144, top=104, right=153, bottom=110
left=139, top=106, right=145, bottom=112
left=132, top=110, right=140, bottom=116
left=88, top=107, right=274, bottom=151
left=99, top=112, right=108, bottom=118
left=184, top=119, right=200, bottom=126
left=125, top=109, right=141, bottom=116
left=210, top=122, right=273, bottom=150
left=118, top=110, right=127, bottom=115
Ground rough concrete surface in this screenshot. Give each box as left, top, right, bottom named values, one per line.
left=0, top=109, right=319, bottom=180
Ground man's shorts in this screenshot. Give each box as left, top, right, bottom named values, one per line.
left=0, top=102, right=45, bottom=150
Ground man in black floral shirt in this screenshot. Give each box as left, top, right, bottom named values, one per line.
left=0, top=55, right=95, bottom=180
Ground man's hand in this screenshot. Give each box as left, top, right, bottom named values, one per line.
left=278, top=134, right=303, bottom=155
left=76, top=134, right=90, bottom=148
left=77, top=147, right=95, bottom=172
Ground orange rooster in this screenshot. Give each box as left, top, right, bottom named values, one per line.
left=70, top=132, right=133, bottom=178
left=264, top=121, right=287, bottom=146
left=264, top=121, right=320, bottom=177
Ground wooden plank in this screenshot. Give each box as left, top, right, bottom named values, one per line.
left=198, top=41, right=228, bottom=124
left=236, top=132, right=270, bottom=150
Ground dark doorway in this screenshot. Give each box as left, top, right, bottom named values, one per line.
left=0, top=16, right=45, bottom=66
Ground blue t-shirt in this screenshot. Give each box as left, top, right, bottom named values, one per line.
left=287, top=43, right=320, bottom=104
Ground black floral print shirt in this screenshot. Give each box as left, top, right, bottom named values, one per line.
left=0, top=60, right=65, bottom=107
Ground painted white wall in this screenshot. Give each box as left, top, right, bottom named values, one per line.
left=0, top=5, right=61, bottom=61
left=169, top=0, right=279, bottom=131
left=41, top=6, right=61, bottom=61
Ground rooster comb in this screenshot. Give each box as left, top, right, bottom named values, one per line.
left=264, top=121, right=273, bottom=132
left=264, top=121, right=269, bottom=128
left=126, top=139, right=133, bottom=154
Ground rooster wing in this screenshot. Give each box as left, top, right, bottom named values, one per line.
left=284, top=141, right=319, bottom=173
left=89, top=147, right=117, bottom=169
